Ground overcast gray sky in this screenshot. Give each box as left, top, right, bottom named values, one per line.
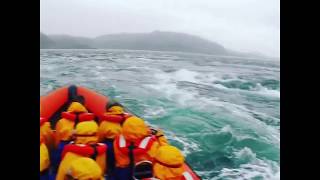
left=40, top=0, right=280, bottom=57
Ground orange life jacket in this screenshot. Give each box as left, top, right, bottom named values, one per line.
left=61, top=143, right=107, bottom=160
left=55, top=112, right=96, bottom=145
left=99, top=113, right=132, bottom=124
left=61, top=112, right=95, bottom=123
left=114, top=135, right=158, bottom=167
left=40, top=135, right=45, bottom=145
left=115, top=134, right=156, bottom=155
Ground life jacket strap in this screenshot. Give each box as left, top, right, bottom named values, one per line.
left=90, top=144, right=98, bottom=160
left=129, top=142, right=135, bottom=180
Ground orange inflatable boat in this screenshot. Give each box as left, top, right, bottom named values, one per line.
left=40, top=85, right=201, bottom=180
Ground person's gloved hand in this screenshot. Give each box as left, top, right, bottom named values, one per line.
left=155, top=129, right=164, bottom=138
left=154, top=128, right=168, bottom=146
left=149, top=127, right=158, bottom=135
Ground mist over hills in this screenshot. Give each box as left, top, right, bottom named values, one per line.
left=40, top=31, right=272, bottom=59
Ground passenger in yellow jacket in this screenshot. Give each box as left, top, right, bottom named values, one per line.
left=40, top=103, right=55, bottom=150
left=53, top=101, right=96, bottom=172
left=64, top=157, right=105, bottom=180
left=40, top=134, right=50, bottom=180
left=56, top=121, right=107, bottom=180
left=153, top=145, right=193, bottom=180
left=40, top=117, right=55, bottom=150
left=55, top=101, right=89, bottom=145
left=98, top=104, right=132, bottom=142
left=112, top=116, right=159, bottom=179
left=98, top=103, right=132, bottom=174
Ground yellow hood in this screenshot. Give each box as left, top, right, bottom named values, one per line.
left=155, top=145, right=184, bottom=166
left=106, top=105, right=124, bottom=115
left=75, top=121, right=98, bottom=144
left=67, top=102, right=88, bottom=113
left=122, top=116, right=149, bottom=142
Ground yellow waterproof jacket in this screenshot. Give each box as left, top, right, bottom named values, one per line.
left=40, top=136, right=50, bottom=172
left=56, top=144, right=107, bottom=180
left=67, top=157, right=105, bottom=180
left=153, top=164, right=186, bottom=180
left=153, top=145, right=186, bottom=180
left=56, top=121, right=107, bottom=180
left=98, top=106, right=131, bottom=141
left=98, top=121, right=122, bottom=141
left=55, top=117, right=75, bottom=146
left=55, top=102, right=88, bottom=146
left=40, top=118, right=54, bottom=149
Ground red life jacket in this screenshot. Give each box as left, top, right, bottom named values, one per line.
left=61, top=112, right=95, bottom=123
left=115, top=134, right=156, bottom=155
left=61, top=143, right=107, bottom=160
left=40, top=117, right=47, bottom=126
left=99, top=113, right=132, bottom=124
left=40, top=137, right=45, bottom=145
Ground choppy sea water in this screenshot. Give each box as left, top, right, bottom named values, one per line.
left=40, top=49, right=280, bottom=180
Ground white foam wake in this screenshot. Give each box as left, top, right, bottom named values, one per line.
left=212, top=147, right=280, bottom=180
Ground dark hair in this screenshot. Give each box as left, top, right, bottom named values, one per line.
left=73, top=95, right=85, bottom=104
left=106, top=99, right=123, bottom=110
